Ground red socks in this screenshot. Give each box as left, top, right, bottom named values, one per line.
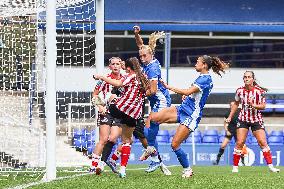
left=233, top=148, right=242, bottom=166
left=121, top=143, right=131, bottom=167
left=263, top=149, right=272, bottom=164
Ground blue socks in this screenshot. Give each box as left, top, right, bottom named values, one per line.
left=147, top=122, right=160, bottom=147
left=174, top=147, right=189, bottom=168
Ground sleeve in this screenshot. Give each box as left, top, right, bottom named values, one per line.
left=95, top=80, right=105, bottom=92
left=193, top=76, right=210, bottom=92
left=122, top=74, right=135, bottom=86
left=260, top=90, right=266, bottom=103
left=147, top=64, right=160, bottom=80
left=235, top=89, right=240, bottom=102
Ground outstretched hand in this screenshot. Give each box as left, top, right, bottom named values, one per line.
left=133, top=25, right=140, bottom=34
left=159, top=79, right=170, bottom=89
left=225, top=117, right=231, bottom=123
left=93, top=74, right=103, bottom=80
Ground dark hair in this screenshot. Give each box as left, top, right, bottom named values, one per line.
left=125, top=57, right=149, bottom=92
left=244, top=71, right=268, bottom=92
left=201, top=55, right=229, bottom=77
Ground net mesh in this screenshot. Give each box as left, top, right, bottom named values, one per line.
left=0, top=0, right=96, bottom=179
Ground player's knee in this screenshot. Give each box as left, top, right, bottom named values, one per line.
left=99, top=138, right=108, bottom=145
left=108, top=135, right=119, bottom=143
left=235, top=140, right=245, bottom=148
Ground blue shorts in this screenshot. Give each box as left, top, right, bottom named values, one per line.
left=176, top=105, right=198, bottom=131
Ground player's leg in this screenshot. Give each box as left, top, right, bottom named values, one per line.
left=135, top=117, right=172, bottom=175
left=108, top=144, right=122, bottom=165
left=119, top=124, right=135, bottom=178
left=101, top=124, right=122, bottom=173
left=171, top=124, right=192, bottom=178
left=253, top=125, right=280, bottom=173
left=232, top=123, right=249, bottom=173
left=141, top=106, right=177, bottom=161
left=90, top=122, right=110, bottom=174
left=213, top=136, right=231, bottom=165
left=145, top=106, right=178, bottom=127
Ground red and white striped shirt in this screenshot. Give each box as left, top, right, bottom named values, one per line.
left=95, top=73, right=122, bottom=100
left=115, top=73, right=145, bottom=119
left=235, top=86, right=266, bottom=123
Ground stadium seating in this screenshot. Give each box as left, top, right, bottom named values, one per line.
left=193, top=130, right=202, bottom=137
left=185, top=136, right=202, bottom=143
left=218, top=136, right=225, bottom=143
left=250, top=137, right=258, bottom=144
left=218, top=135, right=236, bottom=144
left=203, top=129, right=218, bottom=136
left=202, top=136, right=218, bottom=143
left=156, top=135, right=169, bottom=144
left=73, top=128, right=87, bottom=138
left=169, top=130, right=176, bottom=137
left=270, top=130, right=284, bottom=137
left=157, top=130, right=170, bottom=137
left=219, top=130, right=226, bottom=137
left=262, top=99, right=274, bottom=113
left=275, top=99, right=284, bottom=113
left=268, top=136, right=284, bottom=144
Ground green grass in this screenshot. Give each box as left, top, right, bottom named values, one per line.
left=1, top=166, right=283, bottom=189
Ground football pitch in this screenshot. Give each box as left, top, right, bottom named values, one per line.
left=1, top=165, right=283, bottom=189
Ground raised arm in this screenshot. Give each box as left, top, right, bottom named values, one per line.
left=160, top=79, right=199, bottom=96
left=133, top=25, right=144, bottom=49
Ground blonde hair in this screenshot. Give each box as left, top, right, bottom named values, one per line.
left=140, top=31, right=165, bottom=55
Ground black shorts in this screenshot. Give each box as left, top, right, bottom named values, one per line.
left=109, top=104, right=137, bottom=128
left=237, top=121, right=265, bottom=132
left=98, top=113, right=122, bottom=127
left=133, top=118, right=146, bottom=139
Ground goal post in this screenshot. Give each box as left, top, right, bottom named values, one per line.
left=0, top=0, right=102, bottom=182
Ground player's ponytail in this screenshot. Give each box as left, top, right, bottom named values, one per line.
left=202, top=55, right=229, bottom=77
left=125, top=57, right=149, bottom=92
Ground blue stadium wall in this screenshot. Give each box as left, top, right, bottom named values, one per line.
left=40, top=0, right=284, bottom=33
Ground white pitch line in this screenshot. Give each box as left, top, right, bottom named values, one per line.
left=7, top=165, right=180, bottom=189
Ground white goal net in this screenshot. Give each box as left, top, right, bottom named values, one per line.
left=0, top=0, right=97, bottom=179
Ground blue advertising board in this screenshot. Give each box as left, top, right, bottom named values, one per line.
left=128, top=144, right=283, bottom=166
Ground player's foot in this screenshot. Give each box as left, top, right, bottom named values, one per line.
left=160, top=162, right=171, bottom=175
left=269, top=167, right=280, bottom=173
left=139, top=146, right=157, bottom=161
left=119, top=166, right=126, bottom=178
left=95, top=162, right=105, bottom=175
left=89, top=166, right=96, bottom=173
left=212, top=161, right=219, bottom=165
left=119, top=171, right=126, bottom=178
left=232, top=166, right=239, bottom=173
left=182, top=168, right=193, bottom=178
left=106, top=160, right=119, bottom=174
left=145, top=161, right=160, bottom=173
